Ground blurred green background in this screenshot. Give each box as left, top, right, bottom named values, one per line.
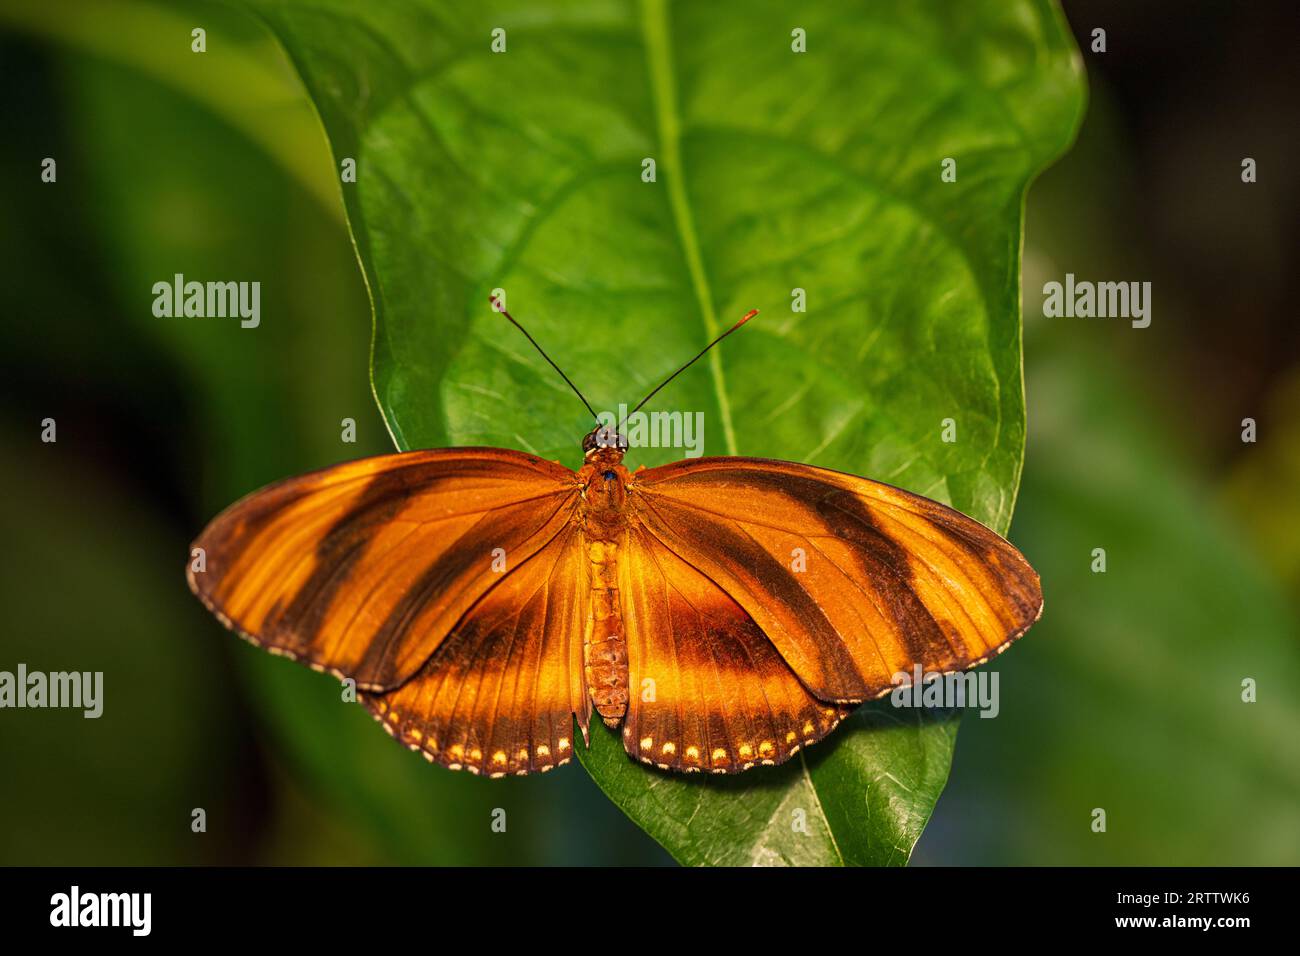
left=1, top=0, right=1296, bottom=865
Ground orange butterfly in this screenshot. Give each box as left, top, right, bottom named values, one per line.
left=188, top=300, right=1041, bottom=776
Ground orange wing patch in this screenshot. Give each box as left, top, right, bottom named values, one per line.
left=188, top=448, right=578, bottom=691
left=631, top=457, right=1041, bottom=702
left=364, top=527, right=591, bottom=776
left=620, top=524, right=852, bottom=773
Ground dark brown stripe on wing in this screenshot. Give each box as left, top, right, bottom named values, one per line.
left=812, top=487, right=960, bottom=665
left=903, top=494, right=1042, bottom=625
left=262, top=467, right=417, bottom=654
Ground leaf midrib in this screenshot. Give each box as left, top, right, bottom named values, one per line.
left=640, top=1, right=869, bottom=866
left=800, top=753, right=846, bottom=865
left=639, top=0, right=738, bottom=456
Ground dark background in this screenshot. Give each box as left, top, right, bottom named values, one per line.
left=1, top=0, right=1296, bottom=865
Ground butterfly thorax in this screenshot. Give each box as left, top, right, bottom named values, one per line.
left=577, top=454, right=632, bottom=728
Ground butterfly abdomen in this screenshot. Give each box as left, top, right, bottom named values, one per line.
left=584, top=538, right=629, bottom=727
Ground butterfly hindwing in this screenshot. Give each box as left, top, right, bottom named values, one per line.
left=630, top=457, right=1042, bottom=702
left=621, top=524, right=853, bottom=773
left=188, top=448, right=579, bottom=691
left=363, top=526, right=591, bottom=775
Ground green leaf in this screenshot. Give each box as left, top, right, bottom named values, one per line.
left=240, top=0, right=1084, bottom=864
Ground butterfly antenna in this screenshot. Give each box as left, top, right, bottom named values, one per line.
left=626, top=309, right=759, bottom=418
left=490, top=295, right=598, bottom=421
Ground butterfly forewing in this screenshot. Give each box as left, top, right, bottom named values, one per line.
left=188, top=448, right=579, bottom=691
left=629, top=457, right=1042, bottom=702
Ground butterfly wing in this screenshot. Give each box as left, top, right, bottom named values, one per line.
left=621, top=523, right=852, bottom=773
left=628, top=457, right=1041, bottom=702
left=188, top=448, right=580, bottom=691
left=364, top=525, right=590, bottom=775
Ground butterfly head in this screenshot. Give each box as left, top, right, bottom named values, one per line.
left=583, top=424, right=627, bottom=466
